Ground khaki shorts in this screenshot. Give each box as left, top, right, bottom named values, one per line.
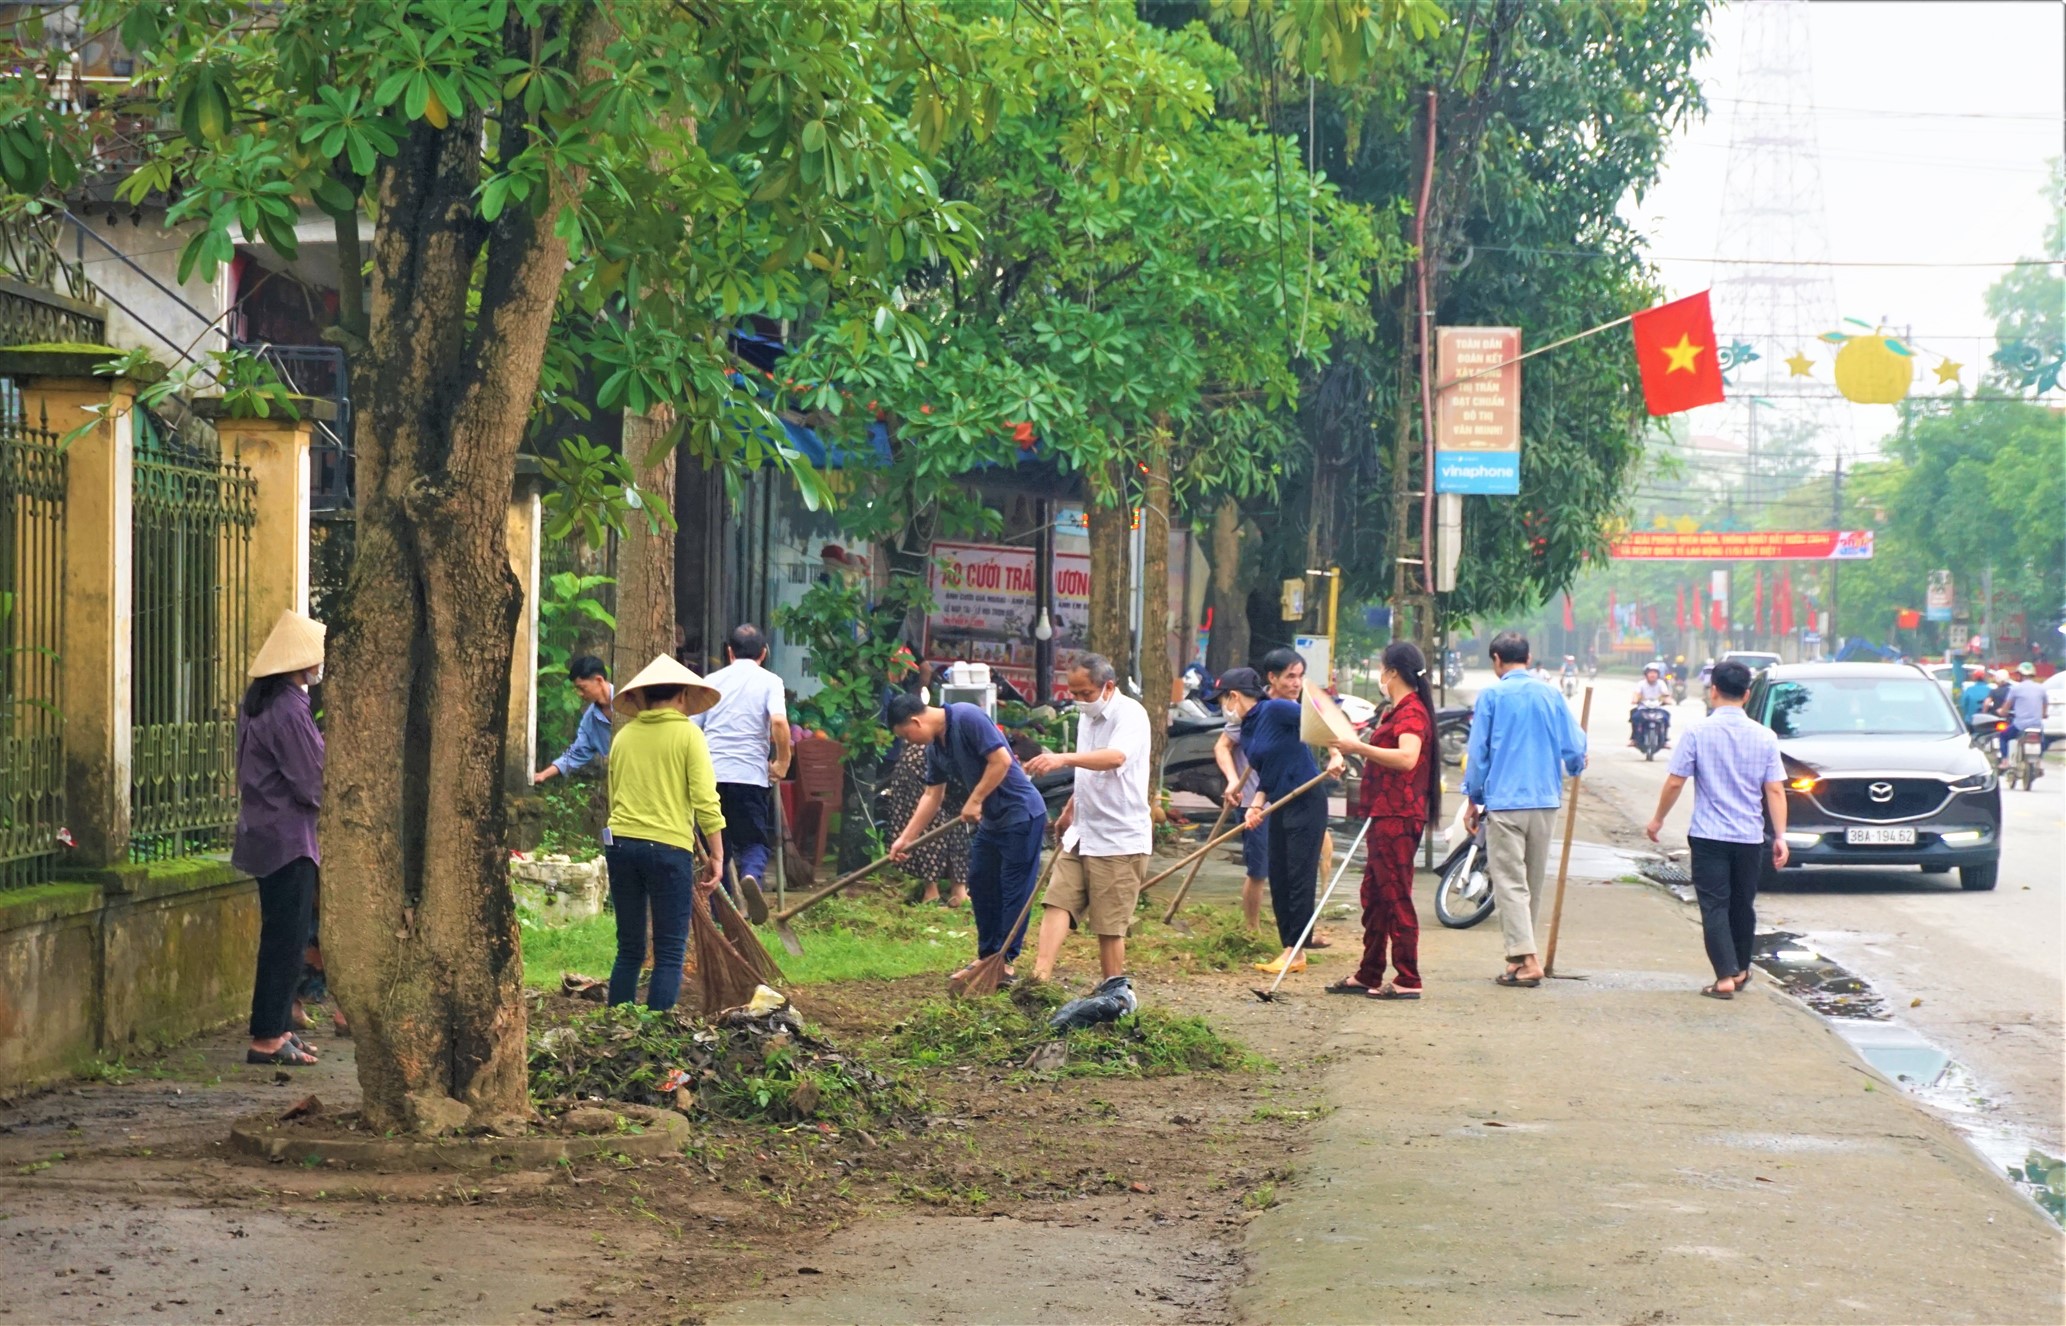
left=1043, top=849, right=1149, bottom=937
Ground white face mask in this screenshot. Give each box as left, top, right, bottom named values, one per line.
left=1077, top=686, right=1113, bottom=720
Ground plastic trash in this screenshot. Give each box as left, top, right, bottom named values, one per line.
left=1048, top=975, right=1138, bottom=1031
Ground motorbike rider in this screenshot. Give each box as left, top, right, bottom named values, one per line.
left=2003, top=662, right=2050, bottom=769
left=1630, top=662, right=1673, bottom=748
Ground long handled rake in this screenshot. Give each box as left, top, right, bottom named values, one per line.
left=948, top=844, right=1063, bottom=1000
left=1157, top=802, right=1230, bottom=936
left=1254, top=815, right=1374, bottom=1002
left=770, top=819, right=964, bottom=958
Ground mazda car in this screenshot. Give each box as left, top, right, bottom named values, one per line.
left=1745, top=662, right=2002, bottom=891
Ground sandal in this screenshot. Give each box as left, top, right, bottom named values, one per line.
left=1700, top=982, right=1735, bottom=1000
left=1370, top=987, right=1422, bottom=1000
left=247, top=1042, right=318, bottom=1066
left=1323, top=979, right=1371, bottom=995
left=1734, top=969, right=1751, bottom=989
left=1494, top=970, right=1541, bottom=988
left=287, top=1033, right=320, bottom=1056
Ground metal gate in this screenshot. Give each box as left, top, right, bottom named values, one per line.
left=0, top=407, right=65, bottom=889
left=129, top=411, right=255, bottom=861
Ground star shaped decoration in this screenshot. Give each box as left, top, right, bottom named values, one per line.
left=1933, top=358, right=1963, bottom=385
left=1661, top=333, right=1704, bottom=374
left=1785, top=350, right=1815, bottom=378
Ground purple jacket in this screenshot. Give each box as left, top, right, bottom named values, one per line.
left=231, top=685, right=324, bottom=878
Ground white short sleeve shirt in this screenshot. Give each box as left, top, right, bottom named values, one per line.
left=693, top=659, right=787, bottom=787
left=1064, top=691, right=1153, bottom=857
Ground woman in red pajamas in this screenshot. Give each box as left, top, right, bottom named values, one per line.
left=1325, top=640, right=1440, bottom=1000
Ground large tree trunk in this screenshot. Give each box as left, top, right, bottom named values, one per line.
left=1205, top=497, right=1252, bottom=675
left=613, top=406, right=679, bottom=682
left=1139, top=423, right=1173, bottom=793
left=319, top=13, right=602, bottom=1134
left=1087, top=458, right=1133, bottom=682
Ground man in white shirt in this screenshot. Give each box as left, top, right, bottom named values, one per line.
left=1025, top=654, right=1152, bottom=983
left=1630, top=661, right=1673, bottom=747
left=693, top=624, right=792, bottom=921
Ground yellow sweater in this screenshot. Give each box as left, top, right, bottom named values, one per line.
left=606, top=709, right=725, bottom=852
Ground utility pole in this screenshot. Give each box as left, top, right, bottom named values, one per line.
left=1828, top=458, right=1843, bottom=646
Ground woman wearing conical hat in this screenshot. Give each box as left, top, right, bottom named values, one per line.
left=604, top=655, right=727, bottom=1011
left=234, top=610, right=329, bottom=1066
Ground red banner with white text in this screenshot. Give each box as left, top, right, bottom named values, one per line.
left=1609, top=530, right=1874, bottom=561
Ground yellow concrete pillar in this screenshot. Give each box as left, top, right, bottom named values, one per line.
left=506, top=458, right=544, bottom=795
left=10, top=360, right=157, bottom=867
left=196, top=399, right=324, bottom=656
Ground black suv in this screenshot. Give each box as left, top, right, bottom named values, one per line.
left=1746, top=662, right=2002, bottom=891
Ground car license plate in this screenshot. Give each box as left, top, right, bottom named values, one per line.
left=1845, top=826, right=1915, bottom=846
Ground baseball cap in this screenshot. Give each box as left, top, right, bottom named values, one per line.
left=1209, top=666, right=1266, bottom=700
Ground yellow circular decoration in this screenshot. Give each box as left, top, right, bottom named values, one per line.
left=1833, top=335, right=1913, bottom=404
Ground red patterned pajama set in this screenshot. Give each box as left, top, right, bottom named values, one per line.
left=1354, top=693, right=1432, bottom=992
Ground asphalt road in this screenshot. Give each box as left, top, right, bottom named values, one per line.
left=1541, top=668, right=2066, bottom=1159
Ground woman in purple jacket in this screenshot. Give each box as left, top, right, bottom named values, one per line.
left=233, top=611, right=328, bottom=1067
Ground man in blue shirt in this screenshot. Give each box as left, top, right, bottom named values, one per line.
left=534, top=655, right=614, bottom=786
left=887, top=694, right=1048, bottom=983
left=1464, top=632, right=1587, bottom=987
left=1643, top=659, right=1788, bottom=999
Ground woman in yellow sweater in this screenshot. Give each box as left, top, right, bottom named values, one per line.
left=605, top=656, right=727, bottom=1010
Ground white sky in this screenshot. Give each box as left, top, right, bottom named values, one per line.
left=1624, top=0, right=2064, bottom=459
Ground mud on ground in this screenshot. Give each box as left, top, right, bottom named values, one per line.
left=0, top=964, right=1344, bottom=1325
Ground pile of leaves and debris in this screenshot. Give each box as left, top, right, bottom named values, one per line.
left=887, top=986, right=1256, bottom=1079
left=528, top=995, right=923, bottom=1129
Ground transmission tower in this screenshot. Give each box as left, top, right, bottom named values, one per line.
left=1697, top=0, right=1853, bottom=490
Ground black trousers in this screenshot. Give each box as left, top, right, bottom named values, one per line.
left=1688, top=835, right=1761, bottom=981
left=249, top=857, right=317, bottom=1039
left=1266, top=791, right=1329, bottom=949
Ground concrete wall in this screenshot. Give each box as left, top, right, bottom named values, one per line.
left=0, top=861, right=257, bottom=1094
left=76, top=213, right=231, bottom=362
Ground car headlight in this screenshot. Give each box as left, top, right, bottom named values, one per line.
left=1783, top=832, right=1820, bottom=848
left=1947, top=771, right=1997, bottom=794
left=1787, top=776, right=1818, bottom=792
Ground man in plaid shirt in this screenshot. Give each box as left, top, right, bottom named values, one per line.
left=1644, top=659, right=1789, bottom=1000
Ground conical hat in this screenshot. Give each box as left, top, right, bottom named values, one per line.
left=248, top=610, right=325, bottom=678
left=615, top=653, right=720, bottom=716
left=1299, top=679, right=1356, bottom=746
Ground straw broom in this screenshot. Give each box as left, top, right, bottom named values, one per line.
left=690, top=835, right=765, bottom=1014
left=948, top=844, right=1063, bottom=1000
left=718, top=859, right=785, bottom=985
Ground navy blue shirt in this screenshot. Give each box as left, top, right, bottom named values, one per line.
left=924, top=702, right=1046, bottom=828
left=1240, top=697, right=1318, bottom=799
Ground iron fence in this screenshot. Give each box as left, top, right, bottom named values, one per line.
left=129, top=410, right=255, bottom=862
left=0, top=409, right=66, bottom=889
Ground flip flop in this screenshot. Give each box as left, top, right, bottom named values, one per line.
left=1323, top=979, right=1371, bottom=995
left=1305, top=935, right=1334, bottom=950
left=1494, top=970, right=1541, bottom=988
left=1369, top=987, right=1422, bottom=1000
left=247, top=1043, right=318, bottom=1066
left=1701, top=982, right=1735, bottom=1000
left=1734, top=969, right=1752, bottom=989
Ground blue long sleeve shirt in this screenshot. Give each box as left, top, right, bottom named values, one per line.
left=552, top=700, right=614, bottom=777
left=1463, top=670, right=1587, bottom=811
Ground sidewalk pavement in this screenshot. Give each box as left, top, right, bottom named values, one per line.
left=1235, top=863, right=2064, bottom=1324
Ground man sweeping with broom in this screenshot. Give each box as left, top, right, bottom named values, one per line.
left=886, top=692, right=1048, bottom=988
left=602, top=655, right=725, bottom=1011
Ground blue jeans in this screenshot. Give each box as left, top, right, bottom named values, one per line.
left=603, top=838, right=696, bottom=1010
left=969, top=814, right=1046, bottom=963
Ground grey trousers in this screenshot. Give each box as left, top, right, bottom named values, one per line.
left=1486, top=807, right=1558, bottom=958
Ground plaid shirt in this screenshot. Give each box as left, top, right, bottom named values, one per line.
left=1668, top=704, right=1784, bottom=844
left=1358, top=693, right=1433, bottom=822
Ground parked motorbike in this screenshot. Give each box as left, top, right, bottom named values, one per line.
left=1434, top=805, right=1494, bottom=929
left=1162, top=700, right=1231, bottom=801
left=1435, top=703, right=1472, bottom=767
left=1442, top=650, right=1463, bottom=689
left=1632, top=705, right=1670, bottom=761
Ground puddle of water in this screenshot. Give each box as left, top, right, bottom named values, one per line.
left=1750, top=930, right=1889, bottom=1020
left=1752, top=929, right=2063, bottom=1226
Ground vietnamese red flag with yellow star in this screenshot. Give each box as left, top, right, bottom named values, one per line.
left=1631, top=292, right=1726, bottom=416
